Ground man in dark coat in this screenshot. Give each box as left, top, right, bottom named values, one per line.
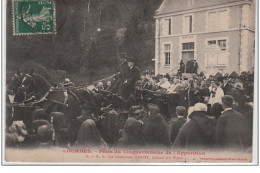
left=216, top=95, right=248, bottom=151
left=108, top=55, right=129, bottom=94
left=119, top=57, right=141, bottom=100
left=223, top=78, right=233, bottom=95
left=143, top=104, right=171, bottom=149
left=170, top=106, right=187, bottom=144
left=173, top=103, right=215, bottom=149
left=193, top=60, right=198, bottom=74
left=179, top=60, right=185, bottom=73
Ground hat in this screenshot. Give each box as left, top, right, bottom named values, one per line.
left=120, top=53, right=127, bottom=59
left=37, top=124, right=54, bottom=143
left=127, top=57, right=136, bottom=63
left=229, top=71, right=239, bottom=79
left=129, top=105, right=144, bottom=116
left=147, top=103, right=160, bottom=115
left=32, top=109, right=48, bottom=121
left=215, top=72, right=223, bottom=78
left=32, top=119, right=50, bottom=134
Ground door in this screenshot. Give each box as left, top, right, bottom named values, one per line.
left=182, top=51, right=194, bottom=66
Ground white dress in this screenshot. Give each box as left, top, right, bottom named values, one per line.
left=208, top=87, right=224, bottom=105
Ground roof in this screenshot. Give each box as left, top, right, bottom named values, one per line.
left=155, top=0, right=251, bottom=17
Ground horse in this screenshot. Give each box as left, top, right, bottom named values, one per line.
left=17, top=73, right=129, bottom=144
left=15, top=73, right=81, bottom=134
left=7, top=71, right=28, bottom=129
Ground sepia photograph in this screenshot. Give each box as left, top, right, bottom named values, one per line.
left=1, top=0, right=258, bottom=165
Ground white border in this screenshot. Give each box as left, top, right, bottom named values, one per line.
left=1, top=0, right=259, bottom=166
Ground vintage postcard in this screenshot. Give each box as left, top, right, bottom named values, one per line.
left=2, top=0, right=258, bottom=165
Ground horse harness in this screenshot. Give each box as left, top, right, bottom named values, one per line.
left=18, top=87, right=80, bottom=109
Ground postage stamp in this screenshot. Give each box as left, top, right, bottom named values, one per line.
left=12, top=0, right=56, bottom=35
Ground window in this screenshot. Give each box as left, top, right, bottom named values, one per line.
left=164, top=44, right=171, bottom=66
left=182, top=42, right=194, bottom=50
left=208, top=10, right=228, bottom=31
left=164, top=19, right=171, bottom=35
left=207, top=39, right=227, bottom=66
left=184, top=15, right=193, bottom=33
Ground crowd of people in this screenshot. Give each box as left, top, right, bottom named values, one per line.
left=5, top=57, right=254, bottom=152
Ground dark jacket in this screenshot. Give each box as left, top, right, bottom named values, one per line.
left=223, top=81, right=233, bottom=95
left=216, top=109, right=248, bottom=151
left=143, top=114, right=171, bottom=148
left=170, top=117, right=186, bottom=144
left=125, top=65, right=141, bottom=87
left=173, top=111, right=215, bottom=149
left=107, top=61, right=129, bottom=93
left=180, top=62, right=185, bottom=73
left=118, top=60, right=129, bottom=82
left=116, top=118, right=148, bottom=149
left=120, top=65, right=141, bottom=99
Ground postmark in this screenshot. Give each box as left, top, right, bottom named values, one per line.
left=12, top=0, right=56, bottom=35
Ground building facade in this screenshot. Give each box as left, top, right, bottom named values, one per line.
left=154, top=0, right=255, bottom=76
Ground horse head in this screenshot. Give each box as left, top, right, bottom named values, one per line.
left=19, top=73, right=52, bottom=100
left=8, top=71, right=25, bottom=95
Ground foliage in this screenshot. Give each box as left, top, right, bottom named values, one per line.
left=6, top=0, right=163, bottom=81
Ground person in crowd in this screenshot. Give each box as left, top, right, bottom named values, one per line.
left=193, top=60, right=198, bottom=74
left=76, top=119, right=107, bottom=149
left=32, top=108, right=49, bottom=121
left=209, top=82, right=224, bottom=105
left=157, top=77, right=172, bottom=91
left=108, top=55, right=129, bottom=94
left=243, top=102, right=253, bottom=147
left=128, top=105, right=147, bottom=122
left=170, top=106, right=187, bottom=144
left=116, top=117, right=148, bottom=149
left=210, top=103, right=223, bottom=123
left=6, top=121, right=28, bottom=147
left=173, top=103, right=215, bottom=149
left=216, top=95, right=248, bottom=151
left=51, top=112, right=72, bottom=147
left=63, top=78, right=75, bottom=88
left=197, top=80, right=210, bottom=103
left=37, top=124, right=54, bottom=148
left=71, top=103, right=97, bottom=142
left=143, top=104, right=171, bottom=148
left=119, top=57, right=141, bottom=100
left=95, top=82, right=104, bottom=91
left=105, top=80, right=112, bottom=90
left=223, top=78, right=232, bottom=95
left=32, top=119, right=50, bottom=135
left=179, top=60, right=185, bottom=73
left=230, top=81, right=247, bottom=113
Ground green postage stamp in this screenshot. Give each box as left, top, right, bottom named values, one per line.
left=12, top=0, right=56, bottom=35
